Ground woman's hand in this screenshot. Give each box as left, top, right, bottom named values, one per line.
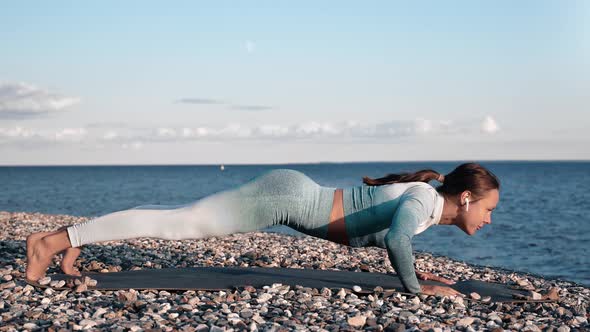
left=420, top=284, right=465, bottom=297
left=416, top=271, right=456, bottom=285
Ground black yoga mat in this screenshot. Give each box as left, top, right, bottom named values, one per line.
left=25, top=266, right=553, bottom=303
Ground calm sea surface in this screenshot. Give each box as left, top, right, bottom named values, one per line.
left=1, top=161, right=588, bottom=287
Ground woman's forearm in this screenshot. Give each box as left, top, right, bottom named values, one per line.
left=384, top=232, right=422, bottom=294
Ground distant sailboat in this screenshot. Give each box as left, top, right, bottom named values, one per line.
left=220, top=164, right=225, bottom=171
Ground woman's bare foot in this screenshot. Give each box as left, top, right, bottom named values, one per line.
left=60, top=246, right=82, bottom=276
left=26, top=232, right=56, bottom=282
left=26, top=229, right=74, bottom=282
left=26, top=228, right=82, bottom=276
left=54, top=226, right=83, bottom=276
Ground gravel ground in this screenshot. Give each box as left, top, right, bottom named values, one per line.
left=0, top=210, right=588, bottom=331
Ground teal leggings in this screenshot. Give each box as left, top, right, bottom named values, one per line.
left=67, top=169, right=337, bottom=247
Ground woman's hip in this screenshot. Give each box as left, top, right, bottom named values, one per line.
left=232, top=170, right=335, bottom=228
left=240, top=169, right=334, bottom=223
left=181, top=169, right=336, bottom=235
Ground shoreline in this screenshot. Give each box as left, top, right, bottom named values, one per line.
left=0, top=210, right=588, bottom=331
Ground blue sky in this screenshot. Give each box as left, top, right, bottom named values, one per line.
left=0, top=1, right=588, bottom=165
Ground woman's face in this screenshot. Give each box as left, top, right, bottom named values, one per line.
left=456, top=189, right=499, bottom=236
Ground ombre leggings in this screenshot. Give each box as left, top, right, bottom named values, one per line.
left=66, top=169, right=337, bottom=247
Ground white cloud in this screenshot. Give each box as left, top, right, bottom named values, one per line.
left=181, top=127, right=193, bottom=137
left=0, top=126, right=87, bottom=147
left=481, top=115, right=500, bottom=134
left=195, top=127, right=209, bottom=137
left=414, top=118, right=432, bottom=134
left=0, top=126, right=37, bottom=138
left=0, top=81, right=80, bottom=119
left=254, top=124, right=290, bottom=137
left=294, top=121, right=340, bottom=136
left=156, top=127, right=177, bottom=138
left=122, top=141, right=143, bottom=150
left=0, top=116, right=495, bottom=148
left=218, top=123, right=252, bottom=138
left=102, top=131, right=118, bottom=140
left=54, top=128, right=87, bottom=142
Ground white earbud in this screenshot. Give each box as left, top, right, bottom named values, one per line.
left=465, top=197, right=470, bottom=212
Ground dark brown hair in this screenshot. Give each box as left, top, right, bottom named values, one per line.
left=362, top=162, right=500, bottom=202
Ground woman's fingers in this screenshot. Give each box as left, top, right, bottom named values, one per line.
left=417, top=272, right=456, bottom=284
left=448, top=287, right=465, bottom=297
left=416, top=272, right=428, bottom=280
left=427, top=273, right=456, bottom=285
left=421, top=285, right=465, bottom=297
left=434, top=276, right=456, bottom=285
left=439, top=287, right=464, bottom=297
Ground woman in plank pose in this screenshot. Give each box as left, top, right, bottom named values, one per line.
left=26, top=162, right=499, bottom=297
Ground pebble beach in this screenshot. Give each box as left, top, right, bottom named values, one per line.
left=0, top=211, right=588, bottom=331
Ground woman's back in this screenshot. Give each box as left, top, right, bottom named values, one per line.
left=342, top=181, right=443, bottom=248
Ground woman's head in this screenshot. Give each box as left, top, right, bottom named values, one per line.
left=437, top=163, right=500, bottom=235
left=362, top=162, right=500, bottom=236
